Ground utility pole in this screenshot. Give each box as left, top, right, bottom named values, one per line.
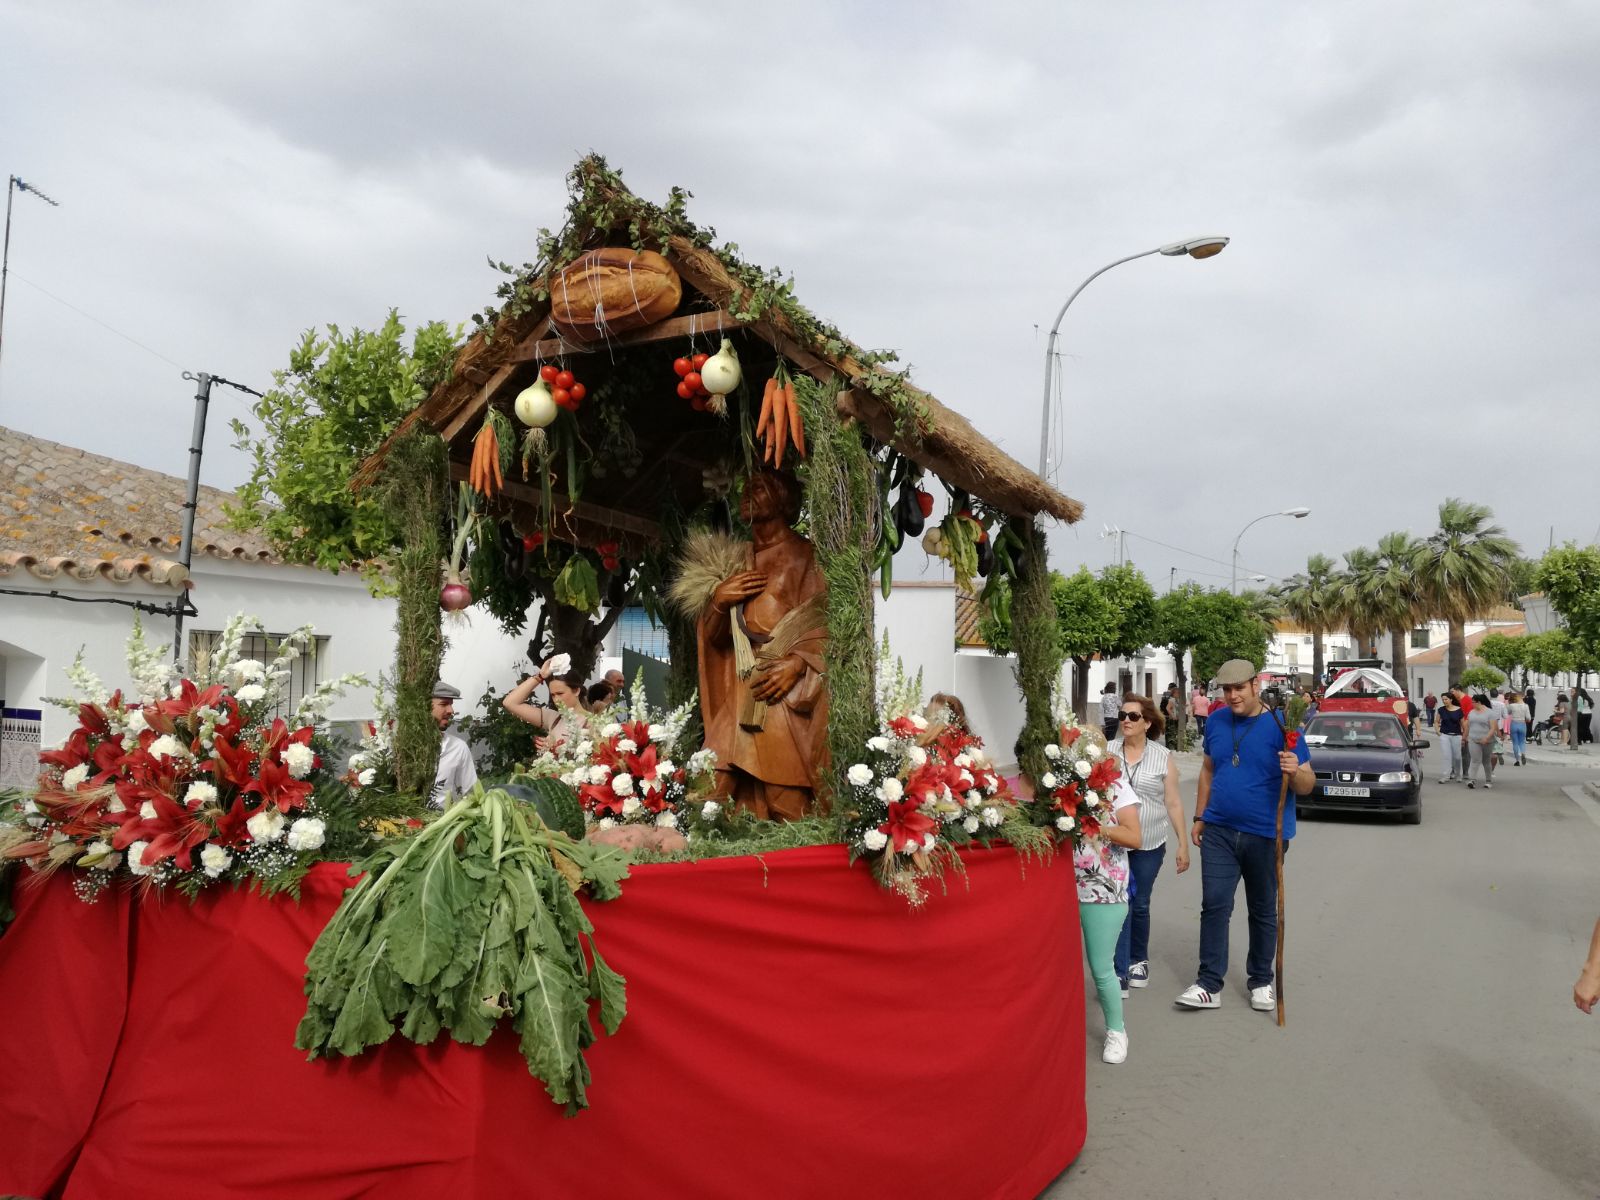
left=173, top=372, right=213, bottom=661
left=0, top=175, right=61, bottom=393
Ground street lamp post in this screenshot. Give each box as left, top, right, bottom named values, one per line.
left=1036, top=236, right=1229, bottom=481
left=1231, top=508, right=1311, bottom=593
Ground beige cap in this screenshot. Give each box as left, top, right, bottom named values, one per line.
left=1214, top=659, right=1258, bottom=686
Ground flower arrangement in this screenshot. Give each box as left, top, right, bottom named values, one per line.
left=1028, top=718, right=1124, bottom=847
left=527, top=685, right=715, bottom=832
left=838, top=698, right=1021, bottom=905
left=0, top=614, right=365, bottom=901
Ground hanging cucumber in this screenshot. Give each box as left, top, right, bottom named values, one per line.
left=880, top=541, right=894, bottom=600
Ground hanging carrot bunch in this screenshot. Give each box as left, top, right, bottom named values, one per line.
left=756, top=361, right=806, bottom=466
left=469, top=409, right=514, bottom=498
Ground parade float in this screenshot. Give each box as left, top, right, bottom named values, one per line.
left=0, top=157, right=1096, bottom=1200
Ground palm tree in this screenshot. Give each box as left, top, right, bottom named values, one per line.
left=1333, top=547, right=1384, bottom=659
left=1411, top=499, right=1520, bottom=684
left=1277, top=553, right=1339, bottom=684
left=1370, top=532, right=1425, bottom=692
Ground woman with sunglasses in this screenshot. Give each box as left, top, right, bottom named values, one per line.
left=1109, top=694, right=1190, bottom=994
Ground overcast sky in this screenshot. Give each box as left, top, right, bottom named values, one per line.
left=2, top=0, right=1596, bottom=592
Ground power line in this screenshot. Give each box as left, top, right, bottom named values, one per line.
left=8, top=270, right=187, bottom=370
left=1120, top=528, right=1283, bottom=583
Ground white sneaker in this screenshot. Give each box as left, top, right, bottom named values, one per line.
left=1250, top=984, right=1276, bottom=1011
left=1102, top=1029, right=1129, bottom=1064
left=1175, top=984, right=1220, bottom=1009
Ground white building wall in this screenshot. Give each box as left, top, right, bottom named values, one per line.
left=874, top=583, right=956, bottom=700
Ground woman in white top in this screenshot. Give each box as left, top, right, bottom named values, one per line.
left=1504, top=691, right=1531, bottom=766
left=1108, top=694, right=1190, bottom=993
left=502, top=657, right=588, bottom=754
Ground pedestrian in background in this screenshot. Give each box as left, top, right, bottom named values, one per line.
left=1075, top=776, right=1142, bottom=1064
left=1465, top=693, right=1496, bottom=789
left=1177, top=660, right=1313, bottom=1013
left=1424, top=691, right=1438, bottom=727
left=1191, top=684, right=1210, bottom=737
left=1576, top=687, right=1595, bottom=745
left=1099, top=682, right=1120, bottom=741
left=1505, top=691, right=1531, bottom=766
left=1435, top=689, right=1464, bottom=783
left=1109, top=695, right=1190, bottom=995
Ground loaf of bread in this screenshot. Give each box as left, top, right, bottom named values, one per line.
left=549, top=247, right=682, bottom=339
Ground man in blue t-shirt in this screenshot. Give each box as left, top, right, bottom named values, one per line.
left=1175, top=660, right=1313, bottom=1012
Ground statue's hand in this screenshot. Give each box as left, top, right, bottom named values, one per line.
left=750, top=654, right=805, bottom=704
left=712, top=571, right=768, bottom=611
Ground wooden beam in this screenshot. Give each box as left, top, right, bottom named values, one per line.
left=446, top=461, right=663, bottom=542
left=508, top=310, right=743, bottom=363
left=439, top=315, right=554, bottom=443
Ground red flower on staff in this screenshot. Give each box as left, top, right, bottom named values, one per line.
left=1285, top=730, right=1301, bottom=750
left=879, top=798, right=938, bottom=854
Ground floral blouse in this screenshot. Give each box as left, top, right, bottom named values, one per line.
left=1073, top=779, right=1142, bottom=905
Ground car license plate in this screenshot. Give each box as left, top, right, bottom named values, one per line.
left=1324, top=785, right=1370, bottom=798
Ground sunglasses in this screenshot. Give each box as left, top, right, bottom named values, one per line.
left=1118, top=711, right=1145, bottom=722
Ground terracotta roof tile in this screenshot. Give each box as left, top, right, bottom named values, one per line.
left=955, top=589, right=988, bottom=648
left=0, top=425, right=278, bottom=589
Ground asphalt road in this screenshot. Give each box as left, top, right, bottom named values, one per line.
left=1041, top=756, right=1600, bottom=1199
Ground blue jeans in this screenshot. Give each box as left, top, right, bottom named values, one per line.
left=1113, top=843, right=1167, bottom=980
left=1510, top=722, right=1527, bottom=759
left=1197, top=823, right=1285, bottom=992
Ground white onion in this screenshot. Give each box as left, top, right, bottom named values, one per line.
left=514, top=381, right=558, bottom=427
left=699, top=339, right=742, bottom=396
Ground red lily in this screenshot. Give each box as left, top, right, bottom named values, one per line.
left=1086, top=758, right=1121, bottom=791
left=131, top=790, right=213, bottom=871
left=242, top=756, right=313, bottom=813
left=38, top=728, right=91, bottom=771
left=1052, top=781, right=1082, bottom=814
left=210, top=734, right=258, bottom=790
left=211, top=795, right=255, bottom=847
left=580, top=782, right=621, bottom=818
left=880, top=799, right=938, bottom=854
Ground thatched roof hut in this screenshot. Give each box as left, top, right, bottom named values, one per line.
left=357, top=155, right=1080, bottom=545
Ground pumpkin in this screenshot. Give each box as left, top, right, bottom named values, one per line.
left=548, top=247, right=682, bottom=340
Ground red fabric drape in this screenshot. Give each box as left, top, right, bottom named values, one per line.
left=2, top=845, right=1085, bottom=1200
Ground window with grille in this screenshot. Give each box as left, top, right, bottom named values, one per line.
left=187, top=631, right=329, bottom=719
left=1409, top=628, right=1430, bottom=650
left=616, top=607, right=671, bottom=661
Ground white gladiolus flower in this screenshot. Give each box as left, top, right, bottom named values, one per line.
left=648, top=724, right=668, bottom=742
left=184, top=782, right=218, bottom=806
left=655, top=811, right=678, bottom=829
left=199, top=844, right=233, bottom=877
left=1041, top=772, right=1058, bottom=790
left=126, top=841, right=155, bottom=875
left=862, top=828, right=889, bottom=852
left=963, top=815, right=981, bottom=834
left=286, top=817, right=326, bottom=852
left=588, top=766, right=610, bottom=786
left=982, top=807, right=1003, bottom=828
left=349, top=752, right=369, bottom=771
left=246, top=810, right=286, bottom=843
left=61, top=764, right=90, bottom=790
left=1074, top=759, right=1092, bottom=778
left=600, top=723, right=623, bottom=739
left=1086, top=742, right=1103, bottom=760
left=907, top=746, right=928, bottom=767
left=282, top=743, right=316, bottom=780
left=1044, top=744, right=1062, bottom=761
left=598, top=818, right=617, bottom=830
left=867, top=736, right=891, bottom=752
left=234, top=684, right=267, bottom=704
left=575, top=740, right=594, bottom=758
left=124, top=709, right=149, bottom=734
left=357, top=768, right=376, bottom=786
left=688, top=749, right=717, bottom=774
left=616, top=739, right=638, bottom=755
left=147, top=734, right=187, bottom=761
left=700, top=801, right=722, bottom=820
left=611, top=773, right=635, bottom=796
left=83, top=840, right=121, bottom=870
left=847, top=763, right=874, bottom=787
left=621, top=796, right=642, bottom=816
left=1056, top=815, right=1075, bottom=832
left=138, top=801, right=158, bottom=820
left=882, top=777, right=904, bottom=802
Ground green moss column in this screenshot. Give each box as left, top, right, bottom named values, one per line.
left=384, top=430, right=449, bottom=797
left=796, top=378, right=877, bottom=812
left=1010, top=517, right=1062, bottom=785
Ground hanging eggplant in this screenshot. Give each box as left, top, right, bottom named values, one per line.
left=605, top=569, right=629, bottom=609
left=897, top=485, right=925, bottom=538
left=975, top=538, right=994, bottom=578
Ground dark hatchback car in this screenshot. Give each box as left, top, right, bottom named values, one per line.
left=1297, top=711, right=1429, bottom=824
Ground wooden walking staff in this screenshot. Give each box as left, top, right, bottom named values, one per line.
left=1264, top=704, right=1299, bottom=1028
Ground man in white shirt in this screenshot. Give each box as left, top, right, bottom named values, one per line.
left=430, top=681, right=478, bottom=807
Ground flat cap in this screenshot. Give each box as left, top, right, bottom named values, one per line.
left=1214, top=659, right=1258, bottom=686
left=430, top=681, right=462, bottom=700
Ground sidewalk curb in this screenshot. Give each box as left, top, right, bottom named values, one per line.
left=1561, top=783, right=1600, bottom=830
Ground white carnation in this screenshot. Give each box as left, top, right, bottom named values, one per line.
left=357, top=768, right=376, bottom=786
left=147, top=734, right=187, bottom=761
left=233, top=684, right=266, bottom=704
left=867, top=736, right=891, bottom=752
left=199, top=843, right=233, bottom=877
left=1086, top=792, right=1102, bottom=809
left=655, top=759, right=676, bottom=776
left=574, top=740, right=593, bottom=758
left=966, top=790, right=984, bottom=809
left=229, top=658, right=266, bottom=683
left=600, top=723, right=623, bottom=739
left=597, top=818, right=616, bottom=830
left=847, top=763, right=874, bottom=787
left=1041, top=772, right=1058, bottom=790
left=687, top=749, right=717, bottom=774
left=282, top=742, right=316, bottom=780
left=348, top=752, right=369, bottom=771
left=921, top=831, right=937, bottom=851
left=126, top=840, right=155, bottom=875
left=700, top=800, right=722, bottom=820
left=954, top=753, right=973, bottom=768
left=909, top=714, right=929, bottom=731
left=862, top=828, right=888, bottom=852
left=588, top=765, right=609, bottom=786
left=184, top=782, right=219, bottom=806
left=1044, top=743, right=1062, bottom=761
left=1074, top=759, right=1092, bottom=778
left=83, top=839, right=121, bottom=871
left=982, top=806, right=1003, bottom=828
left=963, top=815, right=981, bottom=834
left=124, top=708, right=150, bottom=734
left=908, top=746, right=928, bottom=767
left=1056, top=815, right=1075, bottom=832
left=648, top=724, right=668, bottom=743
left=958, top=770, right=974, bottom=788
left=286, top=817, right=326, bottom=852
left=611, top=773, right=635, bottom=796
left=61, top=763, right=90, bottom=790
left=881, top=777, right=904, bottom=802
left=246, top=809, right=286, bottom=843
left=138, top=801, right=157, bottom=820
left=655, top=811, right=678, bottom=829
left=621, top=796, right=642, bottom=816
left=616, top=739, right=638, bottom=755
left=1086, top=742, right=1104, bottom=759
